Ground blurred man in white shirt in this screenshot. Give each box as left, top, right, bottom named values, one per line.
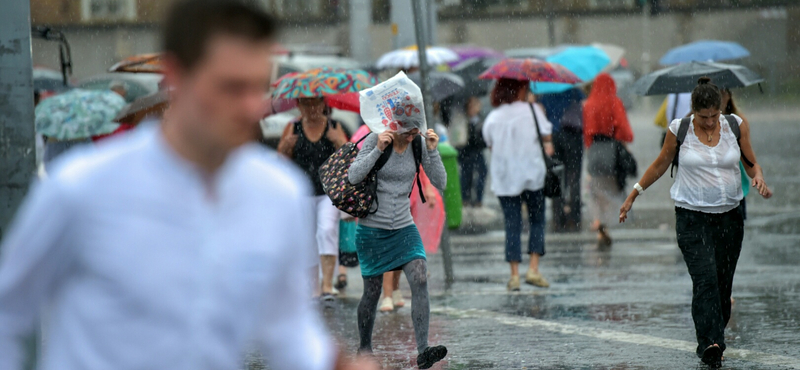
left=0, top=1, right=376, bottom=369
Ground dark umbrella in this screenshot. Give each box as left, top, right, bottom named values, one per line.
left=633, top=61, right=763, bottom=96
left=407, top=71, right=465, bottom=101
left=450, top=57, right=501, bottom=98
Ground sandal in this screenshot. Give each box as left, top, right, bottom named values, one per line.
left=598, top=224, right=613, bottom=249
left=334, top=274, right=348, bottom=290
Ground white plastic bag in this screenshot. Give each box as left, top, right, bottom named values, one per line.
left=359, top=71, right=427, bottom=134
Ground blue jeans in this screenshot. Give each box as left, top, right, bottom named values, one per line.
left=498, top=190, right=546, bottom=262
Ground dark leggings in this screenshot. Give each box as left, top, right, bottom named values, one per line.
left=358, top=259, right=429, bottom=354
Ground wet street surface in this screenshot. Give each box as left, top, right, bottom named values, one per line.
left=260, top=105, right=800, bottom=370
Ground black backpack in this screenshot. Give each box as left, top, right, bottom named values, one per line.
left=671, top=115, right=753, bottom=177
left=319, top=134, right=426, bottom=218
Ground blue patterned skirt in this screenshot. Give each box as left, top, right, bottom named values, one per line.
left=355, top=224, right=426, bottom=279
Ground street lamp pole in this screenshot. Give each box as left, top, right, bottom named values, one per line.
left=410, top=0, right=454, bottom=288
left=1, top=0, right=37, bottom=240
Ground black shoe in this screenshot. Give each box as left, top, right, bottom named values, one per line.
left=334, top=274, right=348, bottom=290
left=417, top=345, right=447, bottom=369
left=701, top=345, right=722, bottom=368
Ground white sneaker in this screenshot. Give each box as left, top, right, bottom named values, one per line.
left=379, top=297, right=394, bottom=312
left=392, top=290, right=405, bottom=308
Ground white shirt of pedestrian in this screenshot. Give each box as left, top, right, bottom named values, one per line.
left=482, top=101, right=553, bottom=197
left=669, top=114, right=744, bottom=214
left=0, top=123, right=334, bottom=370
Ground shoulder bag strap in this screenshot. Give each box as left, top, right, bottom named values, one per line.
left=411, top=136, right=426, bottom=203
left=671, top=117, right=692, bottom=178
left=529, top=103, right=549, bottom=167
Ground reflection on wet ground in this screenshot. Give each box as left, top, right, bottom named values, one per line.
left=249, top=109, right=800, bottom=369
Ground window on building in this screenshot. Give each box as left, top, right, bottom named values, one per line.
left=81, top=0, right=137, bottom=22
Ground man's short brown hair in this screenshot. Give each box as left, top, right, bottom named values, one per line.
left=163, top=0, right=278, bottom=71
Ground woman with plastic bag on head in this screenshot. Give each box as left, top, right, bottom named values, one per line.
left=348, top=72, right=448, bottom=369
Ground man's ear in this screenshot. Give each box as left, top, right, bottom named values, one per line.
left=161, top=53, right=185, bottom=94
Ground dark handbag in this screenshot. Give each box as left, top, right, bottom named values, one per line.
left=530, top=104, right=563, bottom=198
left=614, top=141, right=637, bottom=191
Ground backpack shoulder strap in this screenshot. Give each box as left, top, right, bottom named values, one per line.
left=373, top=143, right=392, bottom=172
left=670, top=117, right=692, bottom=178
left=411, top=136, right=426, bottom=203
left=725, top=114, right=755, bottom=168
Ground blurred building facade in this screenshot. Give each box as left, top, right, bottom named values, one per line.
left=30, top=0, right=799, bottom=94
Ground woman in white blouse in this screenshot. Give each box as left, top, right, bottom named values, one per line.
left=619, top=78, right=772, bottom=368
left=483, top=79, right=554, bottom=291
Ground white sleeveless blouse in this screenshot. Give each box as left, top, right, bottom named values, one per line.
left=668, top=114, right=744, bottom=214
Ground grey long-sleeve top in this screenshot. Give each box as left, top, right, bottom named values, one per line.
left=348, top=134, right=447, bottom=230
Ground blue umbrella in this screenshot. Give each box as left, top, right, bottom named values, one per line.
left=530, top=46, right=611, bottom=94
left=659, top=40, right=750, bottom=66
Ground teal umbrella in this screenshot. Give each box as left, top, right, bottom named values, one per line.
left=530, top=46, right=611, bottom=94
left=36, top=89, right=125, bottom=140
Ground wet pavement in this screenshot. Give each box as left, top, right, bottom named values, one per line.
left=258, top=105, right=800, bottom=370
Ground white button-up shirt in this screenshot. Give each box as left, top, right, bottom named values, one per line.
left=482, top=101, right=553, bottom=197
left=0, top=124, right=334, bottom=370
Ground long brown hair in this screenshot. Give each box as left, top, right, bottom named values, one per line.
left=490, top=78, right=528, bottom=107
left=722, top=88, right=740, bottom=115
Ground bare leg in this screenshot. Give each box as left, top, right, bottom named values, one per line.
left=320, top=255, right=337, bottom=294
left=528, top=253, right=540, bottom=273
left=510, top=261, right=519, bottom=277
left=382, top=272, right=394, bottom=299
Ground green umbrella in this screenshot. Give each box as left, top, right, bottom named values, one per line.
left=36, top=89, right=125, bottom=140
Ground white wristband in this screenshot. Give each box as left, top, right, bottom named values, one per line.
left=634, top=183, right=644, bottom=195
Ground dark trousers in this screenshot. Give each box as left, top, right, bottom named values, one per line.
left=459, top=149, right=488, bottom=205
left=552, top=129, right=583, bottom=231
left=498, top=190, right=546, bottom=262
left=675, top=206, right=744, bottom=356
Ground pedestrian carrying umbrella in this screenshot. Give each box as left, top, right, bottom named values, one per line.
left=633, top=61, right=764, bottom=96
left=36, top=89, right=125, bottom=140
left=376, top=46, right=459, bottom=70
left=271, top=67, right=378, bottom=99
left=407, top=71, right=465, bottom=101
left=659, top=40, right=750, bottom=66
left=479, top=58, right=582, bottom=84
left=530, top=46, right=612, bottom=94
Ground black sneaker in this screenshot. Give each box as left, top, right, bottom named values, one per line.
left=417, top=345, right=447, bottom=369
left=701, top=345, right=722, bottom=368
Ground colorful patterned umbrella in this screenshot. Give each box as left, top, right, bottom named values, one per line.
left=271, top=68, right=378, bottom=99
left=479, top=58, right=582, bottom=84
left=36, top=89, right=125, bottom=140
